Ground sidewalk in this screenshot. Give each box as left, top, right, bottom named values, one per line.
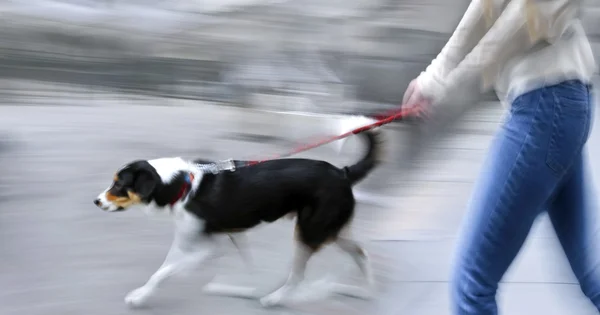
left=0, top=99, right=599, bottom=315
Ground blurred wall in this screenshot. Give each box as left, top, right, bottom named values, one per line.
left=0, top=0, right=598, bottom=113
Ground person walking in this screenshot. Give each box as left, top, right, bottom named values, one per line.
left=401, top=0, right=599, bottom=314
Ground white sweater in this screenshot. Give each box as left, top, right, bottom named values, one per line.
left=416, top=0, right=597, bottom=106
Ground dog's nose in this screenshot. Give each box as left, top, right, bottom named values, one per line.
left=93, top=199, right=102, bottom=206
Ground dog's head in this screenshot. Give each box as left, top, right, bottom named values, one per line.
left=94, top=160, right=161, bottom=212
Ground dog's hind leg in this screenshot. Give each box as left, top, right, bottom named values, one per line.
left=327, top=236, right=375, bottom=300
left=259, top=240, right=314, bottom=307
left=204, top=237, right=313, bottom=303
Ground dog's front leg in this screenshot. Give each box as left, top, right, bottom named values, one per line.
left=124, top=235, right=216, bottom=307
left=201, top=233, right=258, bottom=299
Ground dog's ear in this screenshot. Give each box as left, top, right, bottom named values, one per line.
left=128, top=161, right=160, bottom=201
left=132, top=171, right=158, bottom=201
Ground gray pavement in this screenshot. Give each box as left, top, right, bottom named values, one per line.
left=1, top=97, right=600, bottom=315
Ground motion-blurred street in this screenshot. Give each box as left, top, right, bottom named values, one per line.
left=0, top=1, right=599, bottom=314
left=0, top=89, right=599, bottom=314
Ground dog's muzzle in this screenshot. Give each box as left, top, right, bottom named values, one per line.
left=93, top=198, right=124, bottom=212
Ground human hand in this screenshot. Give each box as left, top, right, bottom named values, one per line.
left=402, top=79, right=432, bottom=119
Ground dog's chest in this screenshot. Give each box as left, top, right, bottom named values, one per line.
left=173, top=206, right=205, bottom=234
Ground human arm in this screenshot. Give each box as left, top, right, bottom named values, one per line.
left=419, top=0, right=581, bottom=103
left=413, top=0, right=502, bottom=104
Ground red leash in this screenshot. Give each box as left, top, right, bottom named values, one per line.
left=245, top=106, right=421, bottom=166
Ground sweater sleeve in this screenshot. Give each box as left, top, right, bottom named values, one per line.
left=416, top=0, right=496, bottom=101
left=422, top=0, right=579, bottom=103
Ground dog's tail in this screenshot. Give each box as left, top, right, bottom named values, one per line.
left=336, top=116, right=384, bottom=185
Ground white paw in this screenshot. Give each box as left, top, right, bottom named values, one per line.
left=124, top=287, right=153, bottom=308
left=260, top=292, right=284, bottom=307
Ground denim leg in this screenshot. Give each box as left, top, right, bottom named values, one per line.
left=547, top=83, right=600, bottom=310
left=451, top=80, right=591, bottom=315
left=548, top=152, right=600, bottom=310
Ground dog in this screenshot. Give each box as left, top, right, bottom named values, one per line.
left=93, top=116, right=383, bottom=308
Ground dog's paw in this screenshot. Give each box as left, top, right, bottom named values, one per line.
left=259, top=292, right=285, bottom=308
left=124, top=287, right=153, bottom=308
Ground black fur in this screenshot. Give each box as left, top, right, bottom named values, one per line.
left=112, top=160, right=189, bottom=206
left=118, top=130, right=381, bottom=251
left=186, top=130, right=382, bottom=250
left=342, top=130, right=381, bottom=183
left=110, top=160, right=161, bottom=201
left=188, top=159, right=355, bottom=248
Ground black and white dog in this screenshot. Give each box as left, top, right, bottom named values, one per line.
left=93, top=117, right=383, bottom=308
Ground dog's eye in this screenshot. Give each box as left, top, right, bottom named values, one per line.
left=113, top=183, right=123, bottom=190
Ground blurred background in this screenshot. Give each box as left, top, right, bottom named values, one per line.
left=0, top=1, right=599, bottom=314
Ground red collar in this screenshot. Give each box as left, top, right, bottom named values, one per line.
left=169, top=172, right=195, bottom=207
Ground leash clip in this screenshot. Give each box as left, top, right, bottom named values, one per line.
left=213, top=159, right=236, bottom=173
left=195, top=159, right=236, bottom=174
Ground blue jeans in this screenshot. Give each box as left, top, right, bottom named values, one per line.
left=451, top=80, right=599, bottom=314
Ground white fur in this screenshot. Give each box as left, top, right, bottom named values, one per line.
left=148, top=157, right=201, bottom=184
left=332, top=115, right=391, bottom=207
left=95, top=187, right=119, bottom=212
left=125, top=209, right=217, bottom=307
left=147, top=157, right=206, bottom=208
left=98, top=157, right=376, bottom=308
left=101, top=158, right=226, bottom=308
left=96, top=157, right=204, bottom=212
left=259, top=240, right=314, bottom=306
left=207, top=233, right=375, bottom=307
left=333, top=116, right=377, bottom=154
